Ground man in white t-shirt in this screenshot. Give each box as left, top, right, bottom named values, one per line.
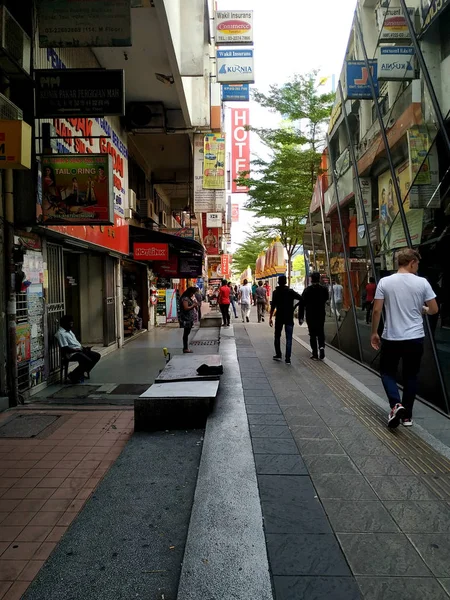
left=239, top=279, right=252, bottom=323
left=331, top=280, right=343, bottom=321
left=371, top=248, right=438, bottom=428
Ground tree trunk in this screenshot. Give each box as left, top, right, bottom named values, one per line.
left=287, top=253, right=292, bottom=287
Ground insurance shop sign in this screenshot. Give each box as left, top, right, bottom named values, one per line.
left=217, top=49, right=254, bottom=84
left=215, top=11, right=253, bottom=45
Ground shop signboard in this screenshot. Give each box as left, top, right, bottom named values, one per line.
left=179, top=255, right=203, bottom=277
left=202, top=214, right=220, bottom=256
left=160, top=228, right=195, bottom=239
left=41, top=154, right=114, bottom=225
left=217, top=49, right=255, bottom=84
left=407, top=126, right=431, bottom=185
left=421, top=0, right=450, bottom=34
left=231, top=108, right=250, bottom=193
left=16, top=324, right=31, bottom=364
left=310, top=179, right=323, bottom=213
left=215, top=10, right=253, bottom=45
left=376, top=6, right=415, bottom=40
left=206, top=212, right=222, bottom=227
left=346, top=60, right=379, bottom=99
left=0, top=120, right=32, bottom=170
left=221, top=84, right=250, bottom=101
left=356, top=177, right=372, bottom=225
left=165, top=289, right=178, bottom=323
left=156, top=289, right=166, bottom=323
left=154, top=256, right=179, bottom=277
left=194, top=134, right=218, bottom=211
left=377, top=47, right=415, bottom=81
left=35, top=69, right=125, bottom=118
left=37, top=0, right=132, bottom=48
left=231, top=204, right=239, bottom=222
left=221, top=254, right=230, bottom=278
left=133, top=243, right=169, bottom=261
left=203, top=134, right=226, bottom=190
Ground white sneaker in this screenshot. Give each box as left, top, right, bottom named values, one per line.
left=388, top=403, right=406, bottom=429
left=402, top=418, right=413, bottom=427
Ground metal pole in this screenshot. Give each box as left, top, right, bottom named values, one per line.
left=338, top=81, right=378, bottom=283
left=326, top=135, right=364, bottom=363
left=309, top=214, right=317, bottom=269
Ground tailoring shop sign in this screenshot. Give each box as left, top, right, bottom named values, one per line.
left=133, top=243, right=169, bottom=261
left=346, top=60, right=379, bottom=99
left=41, top=154, right=114, bottom=225
left=35, top=69, right=125, bottom=118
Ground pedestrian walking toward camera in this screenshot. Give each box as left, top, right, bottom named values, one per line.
left=331, top=279, right=343, bottom=321
left=299, top=272, right=329, bottom=360
left=371, top=248, right=438, bottom=428
left=179, top=287, right=199, bottom=353
left=218, top=279, right=231, bottom=327
left=240, top=278, right=252, bottom=322
left=255, top=281, right=267, bottom=323
left=270, top=275, right=302, bottom=364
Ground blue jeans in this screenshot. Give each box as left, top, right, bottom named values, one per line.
left=230, top=297, right=238, bottom=317
left=380, top=338, right=424, bottom=418
left=274, top=321, right=294, bottom=360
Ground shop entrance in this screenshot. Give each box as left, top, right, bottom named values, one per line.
left=122, top=261, right=148, bottom=338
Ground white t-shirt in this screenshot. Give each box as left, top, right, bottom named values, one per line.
left=55, top=327, right=82, bottom=350
left=333, top=284, right=343, bottom=302
left=375, top=272, right=435, bottom=340
left=240, top=284, right=252, bottom=304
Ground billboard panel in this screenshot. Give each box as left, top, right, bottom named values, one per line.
left=203, top=134, right=226, bottom=190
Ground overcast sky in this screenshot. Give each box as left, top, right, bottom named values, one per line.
left=219, top=0, right=357, bottom=251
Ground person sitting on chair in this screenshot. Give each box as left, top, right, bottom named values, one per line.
left=56, top=315, right=101, bottom=384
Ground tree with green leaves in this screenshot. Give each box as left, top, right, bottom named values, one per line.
left=231, top=230, right=267, bottom=279
left=235, top=72, right=334, bottom=284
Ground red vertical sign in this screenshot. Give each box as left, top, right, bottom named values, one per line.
left=231, top=108, right=250, bottom=193
left=231, top=203, right=239, bottom=222
left=221, top=254, right=230, bottom=278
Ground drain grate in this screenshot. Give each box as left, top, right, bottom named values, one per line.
left=302, top=357, right=450, bottom=500
left=190, top=340, right=219, bottom=346
left=0, top=414, right=59, bottom=438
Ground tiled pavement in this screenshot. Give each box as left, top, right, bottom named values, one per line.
left=236, top=322, right=450, bottom=600
left=0, top=409, right=133, bottom=599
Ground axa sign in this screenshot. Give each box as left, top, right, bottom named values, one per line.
left=346, top=60, right=379, bottom=99
left=217, top=49, right=254, bottom=84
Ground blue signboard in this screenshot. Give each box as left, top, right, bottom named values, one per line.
left=221, top=84, right=250, bottom=102
left=346, top=60, right=379, bottom=99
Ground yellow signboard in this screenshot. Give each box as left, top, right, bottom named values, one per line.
left=0, top=120, right=32, bottom=170
left=203, top=134, right=225, bottom=190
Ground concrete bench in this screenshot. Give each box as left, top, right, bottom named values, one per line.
left=155, top=354, right=222, bottom=383
left=134, top=381, right=220, bottom=431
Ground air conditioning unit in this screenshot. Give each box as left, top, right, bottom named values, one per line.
left=125, top=102, right=166, bottom=132
left=124, top=208, right=133, bottom=220
left=128, top=189, right=137, bottom=212
left=0, top=7, right=31, bottom=76
left=0, top=93, right=22, bottom=120
left=148, top=201, right=158, bottom=222
left=159, top=211, right=167, bottom=227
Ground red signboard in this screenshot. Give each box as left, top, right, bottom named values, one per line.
left=231, top=203, right=239, bottom=223
left=221, top=254, right=230, bottom=278
left=133, top=243, right=169, bottom=261
left=231, top=108, right=250, bottom=193
left=50, top=214, right=129, bottom=255
left=202, top=213, right=220, bottom=255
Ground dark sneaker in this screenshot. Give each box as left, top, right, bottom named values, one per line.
left=388, top=403, right=406, bottom=429
left=273, top=355, right=282, bottom=361
left=310, top=355, right=318, bottom=361
left=285, top=358, right=291, bottom=365
left=246, top=316, right=250, bottom=322
left=402, top=418, right=413, bottom=427
left=319, top=347, right=325, bottom=360
left=262, top=317, right=265, bottom=322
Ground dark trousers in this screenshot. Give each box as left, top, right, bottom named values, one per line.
left=274, top=321, right=294, bottom=360
left=366, top=301, right=373, bottom=324
left=182, top=324, right=193, bottom=350
left=257, top=302, right=266, bottom=322
left=219, top=304, right=230, bottom=326
left=70, top=349, right=101, bottom=382
left=380, top=338, right=424, bottom=418
left=307, top=318, right=325, bottom=357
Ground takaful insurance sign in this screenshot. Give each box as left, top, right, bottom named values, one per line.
left=217, top=49, right=255, bottom=84
left=215, top=11, right=253, bottom=45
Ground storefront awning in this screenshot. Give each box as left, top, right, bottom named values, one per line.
left=129, top=225, right=204, bottom=257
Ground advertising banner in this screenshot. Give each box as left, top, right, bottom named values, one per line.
left=133, top=243, right=169, bottom=261
left=309, top=179, right=323, bottom=213
left=41, top=154, right=114, bottom=225
left=179, top=255, right=203, bottom=277
left=159, top=228, right=195, bottom=239
left=0, top=120, right=32, bottom=170
left=376, top=6, right=415, bottom=40
left=193, top=134, right=217, bottom=212
left=35, top=69, right=125, bottom=118
left=202, top=213, right=220, bottom=256
left=231, top=204, right=239, bottom=222
left=221, top=84, right=250, bottom=102
left=165, top=289, right=178, bottom=323
left=38, top=0, right=132, bottom=48
left=421, top=0, right=450, bottom=35
left=217, top=49, right=255, bottom=84
left=407, top=126, right=431, bottom=185
left=154, top=256, right=179, bottom=278
left=206, top=212, right=222, bottom=228
left=16, top=324, right=31, bottom=364
left=356, top=177, right=372, bottom=225
left=231, top=108, right=250, bottom=193
left=378, top=47, right=415, bottom=80
left=203, top=134, right=226, bottom=190
left=221, top=254, right=230, bottom=278
left=215, top=10, right=253, bottom=45
left=346, top=60, right=379, bottom=99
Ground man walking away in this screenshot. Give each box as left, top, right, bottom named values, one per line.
left=365, top=276, right=376, bottom=325
left=299, top=272, right=329, bottom=360
left=371, top=248, right=438, bottom=428
left=255, top=281, right=267, bottom=323
left=270, top=275, right=302, bottom=364
left=240, top=278, right=252, bottom=322
left=332, top=279, right=343, bottom=320
left=228, top=282, right=238, bottom=318
left=218, top=279, right=231, bottom=327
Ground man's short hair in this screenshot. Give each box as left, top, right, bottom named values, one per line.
left=243, top=279, right=248, bottom=285
left=397, top=247, right=421, bottom=267
left=278, top=275, right=287, bottom=286
left=311, top=272, right=321, bottom=283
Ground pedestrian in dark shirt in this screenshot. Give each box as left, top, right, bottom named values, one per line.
left=299, top=272, right=329, bottom=360
left=269, top=275, right=302, bottom=364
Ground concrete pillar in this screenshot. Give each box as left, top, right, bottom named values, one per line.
left=79, top=255, right=104, bottom=345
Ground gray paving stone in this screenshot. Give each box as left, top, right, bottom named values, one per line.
left=322, top=500, right=400, bottom=533
left=262, top=499, right=332, bottom=534
left=366, top=476, right=438, bottom=501
left=311, top=474, right=378, bottom=500
left=250, top=425, right=292, bottom=438
left=244, top=396, right=279, bottom=405
left=384, top=501, right=450, bottom=533
left=408, top=534, right=450, bottom=577
left=338, top=533, right=431, bottom=576
left=258, top=475, right=316, bottom=503
left=320, top=414, right=363, bottom=427
left=254, top=454, right=307, bottom=475
left=247, top=414, right=287, bottom=426
left=439, top=579, right=450, bottom=595
left=244, top=390, right=277, bottom=397
left=252, top=437, right=298, bottom=455
left=246, top=404, right=282, bottom=415
left=266, top=533, right=352, bottom=576
left=283, top=406, right=319, bottom=418
left=351, top=454, right=412, bottom=476
left=332, top=428, right=391, bottom=456
left=304, top=455, right=359, bottom=474
left=284, top=414, right=326, bottom=427
left=243, top=380, right=271, bottom=390
left=294, top=439, right=345, bottom=455
left=273, top=576, right=362, bottom=600
left=289, top=426, right=334, bottom=439
left=356, top=577, right=449, bottom=600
